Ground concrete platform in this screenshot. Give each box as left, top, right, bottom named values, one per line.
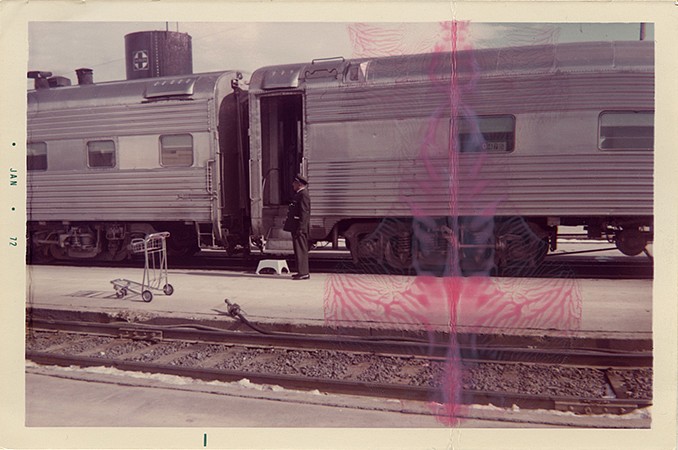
left=26, top=264, right=652, bottom=341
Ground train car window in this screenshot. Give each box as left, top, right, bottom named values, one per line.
left=599, top=111, right=654, bottom=151
left=457, top=115, right=515, bottom=153
left=87, top=140, right=116, bottom=168
left=345, top=62, right=369, bottom=82
left=27, top=142, right=47, bottom=171
left=160, top=134, right=193, bottom=167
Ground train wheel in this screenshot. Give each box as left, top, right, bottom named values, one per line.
left=142, top=290, right=153, bottom=302
left=166, top=227, right=199, bottom=257
left=495, top=219, right=548, bottom=274
left=615, top=228, right=647, bottom=256
left=410, top=220, right=452, bottom=275
left=109, top=243, right=131, bottom=261
left=29, top=245, right=53, bottom=264
left=48, top=244, right=69, bottom=260
left=384, top=232, right=413, bottom=271
left=460, top=217, right=496, bottom=275
left=344, top=223, right=381, bottom=267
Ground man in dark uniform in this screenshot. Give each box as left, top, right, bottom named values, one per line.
left=283, top=175, right=311, bottom=280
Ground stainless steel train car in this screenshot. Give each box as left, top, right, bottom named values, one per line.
left=27, top=70, right=250, bottom=261
left=247, top=41, right=654, bottom=273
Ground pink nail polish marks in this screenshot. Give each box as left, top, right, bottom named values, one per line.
left=324, top=22, right=582, bottom=426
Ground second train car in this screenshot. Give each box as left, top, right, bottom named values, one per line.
left=246, top=40, right=654, bottom=273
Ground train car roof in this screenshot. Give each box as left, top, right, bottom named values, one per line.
left=249, top=41, right=653, bottom=91
left=28, top=70, right=248, bottom=113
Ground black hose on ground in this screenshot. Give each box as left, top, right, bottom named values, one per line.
left=224, top=299, right=273, bottom=335
left=223, top=298, right=431, bottom=343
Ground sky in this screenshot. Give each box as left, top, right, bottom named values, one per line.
left=27, top=22, right=653, bottom=87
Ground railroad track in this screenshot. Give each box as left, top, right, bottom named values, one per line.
left=26, top=315, right=652, bottom=416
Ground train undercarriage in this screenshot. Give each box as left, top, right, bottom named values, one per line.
left=28, top=215, right=652, bottom=272
left=28, top=221, right=202, bottom=263
left=340, top=216, right=652, bottom=275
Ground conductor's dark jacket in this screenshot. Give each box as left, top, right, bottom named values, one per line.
left=283, top=187, right=310, bottom=236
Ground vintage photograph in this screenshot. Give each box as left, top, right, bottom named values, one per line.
left=3, top=5, right=674, bottom=447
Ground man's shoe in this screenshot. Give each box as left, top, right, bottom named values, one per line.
left=292, top=274, right=310, bottom=280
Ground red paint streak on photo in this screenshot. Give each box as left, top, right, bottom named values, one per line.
left=325, top=22, right=582, bottom=427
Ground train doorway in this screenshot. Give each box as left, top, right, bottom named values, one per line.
left=259, top=94, right=303, bottom=206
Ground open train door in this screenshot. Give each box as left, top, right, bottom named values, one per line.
left=253, top=93, right=304, bottom=251
left=247, top=62, right=311, bottom=251
left=259, top=94, right=304, bottom=207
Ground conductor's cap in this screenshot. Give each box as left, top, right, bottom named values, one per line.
left=294, top=175, right=308, bottom=185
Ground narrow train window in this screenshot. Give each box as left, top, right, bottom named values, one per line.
left=457, top=115, right=515, bottom=153
left=27, top=142, right=47, bottom=171
left=87, top=140, right=116, bottom=168
left=345, top=62, right=369, bottom=83
left=160, top=134, right=193, bottom=167
left=599, top=111, right=654, bottom=151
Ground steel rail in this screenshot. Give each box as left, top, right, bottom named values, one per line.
left=28, top=318, right=653, bottom=368
left=26, top=350, right=651, bottom=415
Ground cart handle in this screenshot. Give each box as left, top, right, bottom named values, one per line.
left=145, top=231, right=170, bottom=242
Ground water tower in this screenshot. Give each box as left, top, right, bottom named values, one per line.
left=124, top=30, right=193, bottom=80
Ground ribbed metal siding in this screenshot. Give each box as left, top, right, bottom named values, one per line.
left=309, top=153, right=652, bottom=218
left=27, top=168, right=212, bottom=222
left=28, top=101, right=211, bottom=141
left=248, top=41, right=653, bottom=95
left=305, top=74, right=653, bottom=123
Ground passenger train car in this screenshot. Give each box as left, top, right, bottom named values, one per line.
left=27, top=39, right=654, bottom=272
left=247, top=40, right=654, bottom=272
left=27, top=70, right=250, bottom=260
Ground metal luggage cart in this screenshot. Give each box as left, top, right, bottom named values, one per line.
left=111, top=232, right=174, bottom=302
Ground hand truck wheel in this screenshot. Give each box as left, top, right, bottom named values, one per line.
left=142, top=290, right=153, bottom=302
left=163, top=284, right=174, bottom=296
